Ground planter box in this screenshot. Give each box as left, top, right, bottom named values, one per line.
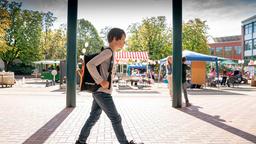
left=0, top=72, right=15, bottom=86
left=251, top=80, right=256, bottom=87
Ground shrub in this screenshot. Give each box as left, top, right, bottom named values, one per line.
left=8, top=63, right=35, bottom=75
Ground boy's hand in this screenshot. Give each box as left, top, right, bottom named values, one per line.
left=100, top=80, right=109, bottom=89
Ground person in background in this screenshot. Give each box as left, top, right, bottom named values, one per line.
left=77, top=58, right=84, bottom=90
left=166, top=56, right=173, bottom=97
left=209, top=67, right=216, bottom=80
left=182, top=57, right=191, bottom=107
left=221, top=68, right=227, bottom=86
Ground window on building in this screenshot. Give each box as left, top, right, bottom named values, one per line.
left=224, top=46, right=232, bottom=57
left=254, top=39, right=256, bottom=49
left=216, top=47, right=223, bottom=57
left=234, top=46, right=241, bottom=56
left=245, top=24, right=253, bottom=35
left=254, top=22, right=256, bottom=33
left=210, top=48, right=215, bottom=55
left=245, top=25, right=248, bottom=34
left=245, top=40, right=252, bottom=50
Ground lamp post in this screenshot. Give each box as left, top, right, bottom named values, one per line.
left=238, top=60, right=244, bottom=64
left=80, top=42, right=88, bottom=60
left=238, top=59, right=245, bottom=75
left=82, top=48, right=86, bottom=55
left=83, top=42, right=89, bottom=54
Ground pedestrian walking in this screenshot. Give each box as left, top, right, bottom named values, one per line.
left=182, top=57, right=191, bottom=107
left=76, top=28, right=143, bottom=144
left=166, top=56, right=173, bottom=97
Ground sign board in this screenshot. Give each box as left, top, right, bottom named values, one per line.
left=51, top=70, right=57, bottom=76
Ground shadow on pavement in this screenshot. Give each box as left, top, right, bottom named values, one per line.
left=187, top=89, right=244, bottom=95
left=220, top=87, right=256, bottom=91
left=22, top=108, right=74, bottom=144
left=179, top=105, right=256, bottom=143
left=116, top=90, right=159, bottom=94
left=25, top=82, right=47, bottom=85
left=51, top=88, right=66, bottom=92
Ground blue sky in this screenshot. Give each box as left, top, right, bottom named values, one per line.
left=16, top=0, right=256, bottom=38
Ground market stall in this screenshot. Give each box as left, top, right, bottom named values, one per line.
left=114, top=51, right=152, bottom=89
left=159, top=50, right=219, bottom=87
left=248, top=60, right=256, bottom=86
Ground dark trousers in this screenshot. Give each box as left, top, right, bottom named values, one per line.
left=221, top=76, right=227, bottom=86
left=182, top=82, right=189, bottom=103
left=78, top=92, right=128, bottom=144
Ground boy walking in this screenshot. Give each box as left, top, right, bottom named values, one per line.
left=76, top=28, right=143, bottom=144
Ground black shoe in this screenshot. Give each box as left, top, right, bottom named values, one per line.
left=186, top=102, right=192, bottom=107
left=128, top=140, right=144, bottom=144
left=75, top=140, right=86, bottom=144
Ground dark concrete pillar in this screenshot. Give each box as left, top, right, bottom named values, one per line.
left=66, top=0, right=78, bottom=107
left=172, top=0, right=182, bottom=108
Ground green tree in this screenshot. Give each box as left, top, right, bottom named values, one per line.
left=0, top=0, right=11, bottom=52
left=0, top=1, right=44, bottom=71
left=41, top=11, right=57, bottom=59
left=100, top=26, right=112, bottom=45
left=182, top=18, right=209, bottom=54
left=42, top=28, right=67, bottom=60
left=127, top=16, right=172, bottom=60
left=77, top=19, right=104, bottom=56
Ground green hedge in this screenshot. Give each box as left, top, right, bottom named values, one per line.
left=9, top=63, right=35, bottom=75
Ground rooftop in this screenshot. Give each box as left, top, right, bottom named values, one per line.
left=213, top=35, right=241, bottom=43
left=242, top=15, right=256, bottom=24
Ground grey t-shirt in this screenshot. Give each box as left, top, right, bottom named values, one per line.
left=86, top=48, right=114, bottom=94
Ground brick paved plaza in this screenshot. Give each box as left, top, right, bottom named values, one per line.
left=0, top=78, right=256, bottom=144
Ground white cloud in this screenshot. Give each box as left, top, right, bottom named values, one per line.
left=18, top=0, right=256, bottom=37
left=183, top=0, right=256, bottom=37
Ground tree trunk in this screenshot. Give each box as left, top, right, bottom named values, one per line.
left=4, top=61, right=8, bottom=71
left=3, top=61, right=10, bottom=72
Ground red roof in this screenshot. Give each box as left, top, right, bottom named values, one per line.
left=115, top=51, right=149, bottom=61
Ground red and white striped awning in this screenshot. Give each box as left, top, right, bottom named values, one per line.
left=115, top=51, right=149, bottom=62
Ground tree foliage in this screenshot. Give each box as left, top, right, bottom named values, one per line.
left=127, top=16, right=172, bottom=60
left=40, top=27, right=67, bottom=60
left=100, top=26, right=112, bottom=45
left=0, top=1, right=43, bottom=71
left=182, top=18, right=209, bottom=54
left=41, top=11, right=57, bottom=59
left=77, top=19, right=103, bottom=56
left=127, top=17, right=210, bottom=61
left=0, top=0, right=11, bottom=52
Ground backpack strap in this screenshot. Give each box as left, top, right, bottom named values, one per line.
left=104, top=47, right=114, bottom=89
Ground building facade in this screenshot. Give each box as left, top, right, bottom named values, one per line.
left=242, top=15, right=256, bottom=63
left=208, top=35, right=242, bottom=60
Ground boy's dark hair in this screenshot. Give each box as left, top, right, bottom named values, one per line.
left=182, top=57, right=186, bottom=62
left=107, top=28, right=126, bottom=43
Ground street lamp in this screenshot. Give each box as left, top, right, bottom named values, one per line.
left=238, top=59, right=245, bottom=75
left=238, top=60, right=244, bottom=64
left=84, top=42, right=89, bottom=47
left=82, top=42, right=88, bottom=55
left=82, top=48, right=86, bottom=55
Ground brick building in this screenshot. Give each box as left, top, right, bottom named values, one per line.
left=208, top=35, right=242, bottom=60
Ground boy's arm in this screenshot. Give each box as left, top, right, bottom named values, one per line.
left=86, top=49, right=112, bottom=85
